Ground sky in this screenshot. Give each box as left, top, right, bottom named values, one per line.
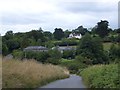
left=0, top=0, right=119, bottom=35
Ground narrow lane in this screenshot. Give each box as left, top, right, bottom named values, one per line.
left=40, top=74, right=86, bottom=88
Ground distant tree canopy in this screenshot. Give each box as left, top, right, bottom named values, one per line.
left=73, top=26, right=88, bottom=35
left=93, top=20, right=110, bottom=38
left=64, top=30, right=71, bottom=38
left=43, top=31, right=53, bottom=40
left=2, top=20, right=120, bottom=56
left=53, top=28, right=64, bottom=40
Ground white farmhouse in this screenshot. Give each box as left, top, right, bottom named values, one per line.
left=68, top=33, right=82, bottom=39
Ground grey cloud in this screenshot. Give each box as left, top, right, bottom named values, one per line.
left=59, top=2, right=116, bottom=13
left=1, top=12, right=51, bottom=25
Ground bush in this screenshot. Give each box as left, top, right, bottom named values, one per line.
left=54, top=38, right=79, bottom=46
left=75, top=55, right=92, bottom=65
left=80, top=64, right=119, bottom=88
left=46, top=49, right=62, bottom=65
left=62, top=50, right=76, bottom=59
left=12, top=50, right=24, bottom=59
left=46, top=58, right=60, bottom=65
left=60, top=59, right=87, bottom=73
left=109, top=44, right=120, bottom=62
left=48, top=49, right=62, bottom=60
left=25, top=51, right=49, bottom=63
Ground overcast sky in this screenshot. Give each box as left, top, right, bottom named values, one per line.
left=0, top=0, right=119, bottom=35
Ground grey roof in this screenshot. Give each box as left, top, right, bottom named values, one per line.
left=24, top=46, right=48, bottom=51
left=53, top=46, right=76, bottom=51
left=58, top=47, right=73, bottom=51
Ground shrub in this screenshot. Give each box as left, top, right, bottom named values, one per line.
left=25, top=51, right=49, bottom=63
left=62, top=50, right=75, bottom=59
left=60, top=59, right=87, bottom=73
left=109, top=44, right=120, bottom=63
left=80, top=64, right=119, bottom=88
left=54, top=38, right=79, bottom=46
left=48, top=49, right=62, bottom=60
left=75, top=55, right=92, bottom=65
left=46, top=58, right=60, bottom=65
left=12, top=50, right=24, bottom=59
left=2, top=43, right=9, bottom=56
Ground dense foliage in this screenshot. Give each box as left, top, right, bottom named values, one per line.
left=80, top=64, right=119, bottom=88
left=77, top=33, right=108, bottom=64
left=60, top=59, right=87, bottom=73
left=2, top=20, right=120, bottom=66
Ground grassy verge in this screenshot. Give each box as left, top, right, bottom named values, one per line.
left=80, top=64, right=119, bottom=88
left=2, top=58, right=69, bottom=88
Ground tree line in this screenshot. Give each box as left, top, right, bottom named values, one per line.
left=2, top=20, right=120, bottom=55
left=2, top=20, right=120, bottom=65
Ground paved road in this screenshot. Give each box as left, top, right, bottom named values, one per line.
left=40, top=74, right=86, bottom=88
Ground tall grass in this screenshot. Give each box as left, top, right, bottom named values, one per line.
left=2, top=58, right=69, bottom=88
left=80, top=64, right=119, bottom=88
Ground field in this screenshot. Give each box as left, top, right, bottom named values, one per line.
left=80, top=64, right=119, bottom=88
left=103, top=42, right=119, bottom=51
left=2, top=58, right=69, bottom=88
left=103, top=43, right=113, bottom=51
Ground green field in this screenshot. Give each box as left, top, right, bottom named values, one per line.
left=103, top=42, right=119, bottom=51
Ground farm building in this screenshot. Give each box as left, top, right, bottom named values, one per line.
left=52, top=46, right=76, bottom=53
left=24, top=46, right=48, bottom=52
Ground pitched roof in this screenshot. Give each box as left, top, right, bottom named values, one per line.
left=52, top=46, right=76, bottom=51
left=24, top=46, right=48, bottom=51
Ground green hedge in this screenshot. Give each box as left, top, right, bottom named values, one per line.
left=60, top=59, right=87, bottom=73
left=80, top=64, right=119, bottom=88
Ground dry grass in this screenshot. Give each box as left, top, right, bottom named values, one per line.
left=2, top=58, right=69, bottom=88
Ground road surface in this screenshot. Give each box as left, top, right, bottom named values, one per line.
left=39, top=74, right=86, bottom=88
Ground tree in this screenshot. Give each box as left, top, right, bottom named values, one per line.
left=4, top=30, right=14, bottom=40
left=62, top=50, right=75, bottom=59
left=94, top=20, right=110, bottom=38
left=77, top=33, right=107, bottom=64
left=115, top=28, right=120, bottom=33
left=2, top=43, right=8, bottom=55
left=6, top=39, right=20, bottom=52
left=64, top=30, right=71, bottom=38
left=43, top=31, right=53, bottom=40
left=116, top=34, right=120, bottom=42
left=53, top=28, right=64, bottom=40
left=73, top=26, right=88, bottom=35
left=26, top=29, right=46, bottom=43
left=47, top=49, right=62, bottom=65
